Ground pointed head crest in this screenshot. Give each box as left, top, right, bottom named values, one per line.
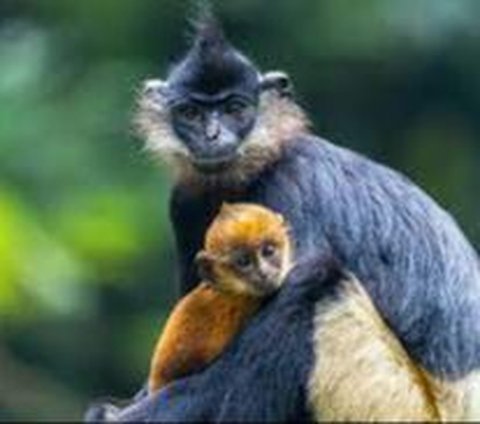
left=191, top=5, right=227, bottom=52
left=166, top=9, right=260, bottom=97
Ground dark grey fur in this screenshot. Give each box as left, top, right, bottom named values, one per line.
left=172, top=134, right=480, bottom=379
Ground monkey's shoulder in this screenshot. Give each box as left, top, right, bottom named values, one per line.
left=267, top=134, right=424, bottom=196
left=258, top=133, right=475, bottom=252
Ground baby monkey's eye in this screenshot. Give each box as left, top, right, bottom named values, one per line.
left=261, top=242, right=277, bottom=258
left=233, top=250, right=254, bottom=270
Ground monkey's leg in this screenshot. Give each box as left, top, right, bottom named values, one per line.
left=308, top=275, right=440, bottom=422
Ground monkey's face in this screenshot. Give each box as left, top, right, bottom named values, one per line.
left=136, top=75, right=306, bottom=182
left=197, top=240, right=289, bottom=297
left=167, top=92, right=258, bottom=173
left=137, top=32, right=261, bottom=174
left=222, top=240, right=288, bottom=296
left=135, top=22, right=308, bottom=183
left=196, top=203, right=292, bottom=297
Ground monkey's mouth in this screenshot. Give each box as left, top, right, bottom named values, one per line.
left=192, top=154, right=238, bottom=173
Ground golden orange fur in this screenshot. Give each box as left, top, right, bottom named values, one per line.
left=148, top=282, right=259, bottom=392
left=148, top=203, right=292, bottom=393
left=203, top=203, right=292, bottom=295
left=206, top=203, right=289, bottom=254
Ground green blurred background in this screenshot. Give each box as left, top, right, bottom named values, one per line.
left=0, top=0, right=479, bottom=420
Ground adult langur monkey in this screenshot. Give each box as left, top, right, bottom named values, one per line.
left=86, top=10, right=480, bottom=423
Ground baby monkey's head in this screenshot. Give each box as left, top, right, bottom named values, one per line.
left=195, top=203, right=292, bottom=297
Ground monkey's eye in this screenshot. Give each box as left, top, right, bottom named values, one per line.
left=224, top=98, right=248, bottom=116
left=232, top=250, right=254, bottom=270
left=175, top=103, right=202, bottom=122
left=261, top=242, right=277, bottom=259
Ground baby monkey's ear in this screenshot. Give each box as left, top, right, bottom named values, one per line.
left=195, top=251, right=216, bottom=283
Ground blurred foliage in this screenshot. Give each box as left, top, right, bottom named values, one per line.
left=0, top=0, right=478, bottom=420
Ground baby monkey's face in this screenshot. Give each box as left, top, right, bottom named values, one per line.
left=219, top=238, right=288, bottom=296
left=196, top=203, right=292, bottom=297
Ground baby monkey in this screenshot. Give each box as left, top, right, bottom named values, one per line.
left=148, top=203, right=292, bottom=393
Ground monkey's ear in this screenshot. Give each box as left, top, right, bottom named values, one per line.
left=195, top=251, right=215, bottom=283
left=142, top=79, right=169, bottom=98
left=260, top=71, right=292, bottom=97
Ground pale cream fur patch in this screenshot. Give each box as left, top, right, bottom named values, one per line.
left=308, top=275, right=480, bottom=422
left=308, top=275, right=440, bottom=422
left=134, top=84, right=309, bottom=187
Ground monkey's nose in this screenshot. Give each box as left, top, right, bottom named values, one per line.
left=206, top=114, right=221, bottom=141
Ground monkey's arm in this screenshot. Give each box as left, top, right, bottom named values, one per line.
left=87, top=257, right=477, bottom=422
left=117, top=259, right=443, bottom=422
left=148, top=282, right=259, bottom=393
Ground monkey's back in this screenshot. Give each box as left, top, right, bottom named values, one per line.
left=148, top=282, right=259, bottom=392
